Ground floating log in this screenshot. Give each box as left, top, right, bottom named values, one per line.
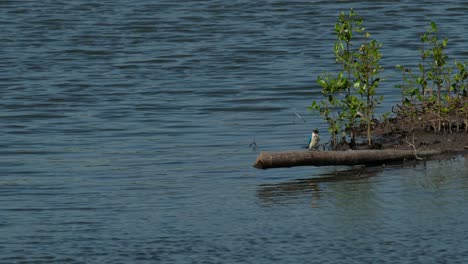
left=253, top=149, right=442, bottom=169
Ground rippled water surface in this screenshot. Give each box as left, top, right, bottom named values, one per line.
left=1, top=1, right=468, bottom=263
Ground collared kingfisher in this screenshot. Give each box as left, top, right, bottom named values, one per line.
left=308, top=129, right=320, bottom=150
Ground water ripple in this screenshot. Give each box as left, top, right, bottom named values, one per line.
left=1, top=0, right=468, bottom=263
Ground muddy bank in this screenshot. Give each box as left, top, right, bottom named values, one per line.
left=353, top=111, right=468, bottom=154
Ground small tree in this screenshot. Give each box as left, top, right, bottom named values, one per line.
left=334, top=9, right=364, bottom=96
left=334, top=9, right=365, bottom=145
left=310, top=72, right=347, bottom=148
left=354, top=34, right=383, bottom=145
left=311, top=9, right=383, bottom=148
left=423, top=22, right=449, bottom=132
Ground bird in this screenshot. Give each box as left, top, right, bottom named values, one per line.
left=308, top=129, right=320, bottom=150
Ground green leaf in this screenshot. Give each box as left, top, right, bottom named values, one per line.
left=421, top=33, right=428, bottom=42
left=353, top=81, right=360, bottom=89
left=372, top=78, right=381, bottom=86
left=442, top=37, right=448, bottom=47
left=318, top=78, right=327, bottom=88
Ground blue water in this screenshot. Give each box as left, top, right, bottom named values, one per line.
left=1, top=1, right=468, bottom=263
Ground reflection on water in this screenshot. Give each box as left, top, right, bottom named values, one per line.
left=257, top=165, right=383, bottom=207
left=465, top=154, right=468, bottom=170
left=258, top=155, right=468, bottom=209
left=407, top=155, right=468, bottom=190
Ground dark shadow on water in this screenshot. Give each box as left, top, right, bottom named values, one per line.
left=257, top=165, right=385, bottom=207
left=256, top=156, right=467, bottom=207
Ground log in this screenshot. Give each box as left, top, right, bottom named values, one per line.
left=253, top=149, right=442, bottom=169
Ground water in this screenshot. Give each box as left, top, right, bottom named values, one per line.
left=1, top=0, right=468, bottom=263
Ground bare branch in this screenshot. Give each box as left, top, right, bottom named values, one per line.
left=404, top=135, right=423, bottom=160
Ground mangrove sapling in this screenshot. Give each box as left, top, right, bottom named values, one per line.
left=333, top=9, right=367, bottom=145
left=422, top=22, right=450, bottom=132
left=312, top=9, right=380, bottom=149
left=354, top=33, right=383, bottom=145
left=452, top=62, right=468, bottom=132
left=397, top=22, right=448, bottom=112
left=453, top=61, right=468, bottom=98
left=396, top=65, right=419, bottom=106
left=310, top=72, right=347, bottom=148
left=395, top=22, right=468, bottom=134
left=334, top=9, right=364, bottom=96
left=418, top=32, right=430, bottom=100
left=341, top=94, right=365, bottom=146
left=395, top=65, right=422, bottom=131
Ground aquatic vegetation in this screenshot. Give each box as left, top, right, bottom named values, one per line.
left=310, top=9, right=383, bottom=148
left=396, top=22, right=468, bottom=134
left=311, top=10, right=467, bottom=150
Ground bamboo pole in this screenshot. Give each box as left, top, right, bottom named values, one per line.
left=253, top=149, right=442, bottom=169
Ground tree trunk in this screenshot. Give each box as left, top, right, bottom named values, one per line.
left=253, top=149, right=442, bottom=169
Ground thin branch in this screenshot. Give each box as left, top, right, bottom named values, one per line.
left=405, top=135, right=423, bottom=160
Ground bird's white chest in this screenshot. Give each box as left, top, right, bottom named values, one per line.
left=309, top=132, right=320, bottom=149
